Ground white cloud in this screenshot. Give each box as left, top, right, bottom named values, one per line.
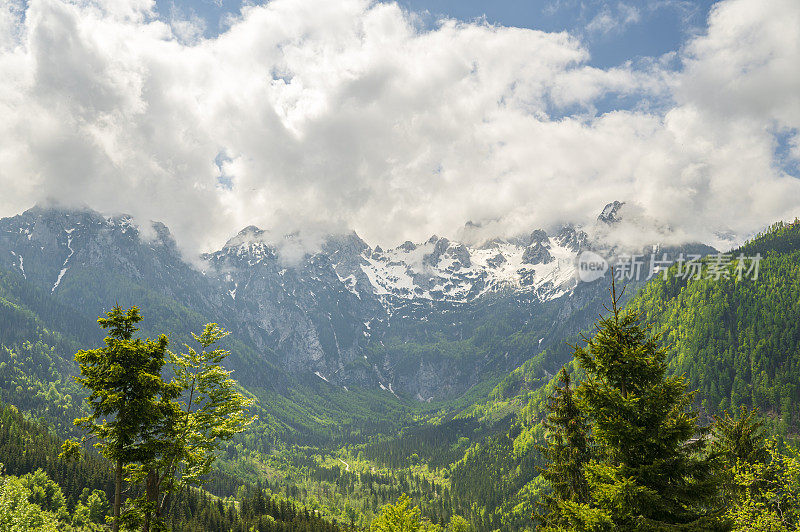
left=585, top=3, right=640, bottom=36
left=0, top=0, right=797, bottom=257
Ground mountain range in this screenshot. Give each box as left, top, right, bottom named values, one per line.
left=0, top=202, right=715, bottom=401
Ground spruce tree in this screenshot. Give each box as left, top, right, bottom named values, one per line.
left=537, top=367, right=591, bottom=530
left=564, top=280, right=725, bottom=531
left=713, top=406, right=768, bottom=467
left=712, top=407, right=769, bottom=508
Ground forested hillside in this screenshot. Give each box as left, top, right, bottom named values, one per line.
left=367, top=219, right=800, bottom=530
left=0, top=400, right=347, bottom=531
left=632, top=221, right=800, bottom=427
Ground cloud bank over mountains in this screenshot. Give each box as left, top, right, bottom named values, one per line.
left=0, top=0, right=798, bottom=254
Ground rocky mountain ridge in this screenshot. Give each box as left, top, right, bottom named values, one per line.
left=0, top=203, right=714, bottom=400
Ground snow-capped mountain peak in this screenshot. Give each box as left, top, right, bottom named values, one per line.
left=332, top=229, right=584, bottom=304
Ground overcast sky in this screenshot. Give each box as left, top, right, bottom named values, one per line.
left=0, top=0, right=798, bottom=254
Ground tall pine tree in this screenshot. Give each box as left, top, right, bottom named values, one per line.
left=713, top=406, right=768, bottom=468
left=563, top=280, right=725, bottom=531
left=537, top=367, right=591, bottom=530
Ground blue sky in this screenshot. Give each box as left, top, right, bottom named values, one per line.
left=157, top=0, right=718, bottom=68
left=396, top=0, right=717, bottom=68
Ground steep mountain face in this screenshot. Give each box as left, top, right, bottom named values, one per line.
left=202, top=227, right=379, bottom=379
left=0, top=203, right=715, bottom=400
left=198, top=222, right=596, bottom=396
left=0, top=206, right=215, bottom=317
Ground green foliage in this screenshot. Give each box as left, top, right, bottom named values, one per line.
left=370, top=494, right=424, bottom=531
left=62, top=309, right=262, bottom=531
left=0, top=400, right=115, bottom=512
left=72, top=488, right=109, bottom=527
left=18, top=469, right=68, bottom=520
left=63, top=305, right=177, bottom=531
left=370, top=493, right=450, bottom=531
left=0, top=472, right=59, bottom=532
left=724, top=440, right=800, bottom=531
left=0, top=272, right=88, bottom=433
left=448, top=515, right=472, bottom=532
left=134, top=323, right=257, bottom=528
left=565, top=283, right=724, bottom=530
left=631, top=221, right=800, bottom=427
left=537, top=367, right=591, bottom=529
left=1, top=404, right=346, bottom=531
left=65, top=305, right=175, bottom=466
left=165, top=323, right=257, bottom=489
left=714, top=407, right=769, bottom=469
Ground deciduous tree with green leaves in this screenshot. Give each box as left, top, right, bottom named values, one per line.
left=723, top=439, right=800, bottom=531
left=0, top=467, right=59, bottom=532
left=370, top=494, right=425, bottom=532
left=134, top=323, right=256, bottom=529
left=370, top=493, right=451, bottom=531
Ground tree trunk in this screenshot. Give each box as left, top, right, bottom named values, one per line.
left=113, top=459, right=122, bottom=532
left=143, top=469, right=158, bottom=532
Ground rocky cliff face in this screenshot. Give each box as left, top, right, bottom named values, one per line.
left=0, top=203, right=716, bottom=400
left=196, top=219, right=591, bottom=395
left=201, top=227, right=379, bottom=378
left=0, top=206, right=206, bottom=303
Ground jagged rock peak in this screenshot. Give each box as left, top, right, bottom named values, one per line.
left=529, top=229, right=549, bottom=245
left=19, top=205, right=174, bottom=245
left=149, top=221, right=179, bottom=250
left=222, top=225, right=269, bottom=247
left=398, top=240, right=417, bottom=252
left=522, top=241, right=553, bottom=265
left=323, top=230, right=368, bottom=248
left=598, top=201, right=625, bottom=224
left=419, top=237, right=472, bottom=269
left=486, top=253, right=506, bottom=268
left=423, top=237, right=451, bottom=266
left=555, top=225, right=589, bottom=253
left=510, top=229, right=549, bottom=247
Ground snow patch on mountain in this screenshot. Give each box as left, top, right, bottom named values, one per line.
left=209, top=220, right=590, bottom=306
left=346, top=232, right=582, bottom=303
left=52, top=232, right=76, bottom=292
left=10, top=251, right=26, bottom=279
left=52, top=267, right=68, bottom=292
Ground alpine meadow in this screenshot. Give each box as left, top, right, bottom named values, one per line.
left=1, top=0, right=800, bottom=531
